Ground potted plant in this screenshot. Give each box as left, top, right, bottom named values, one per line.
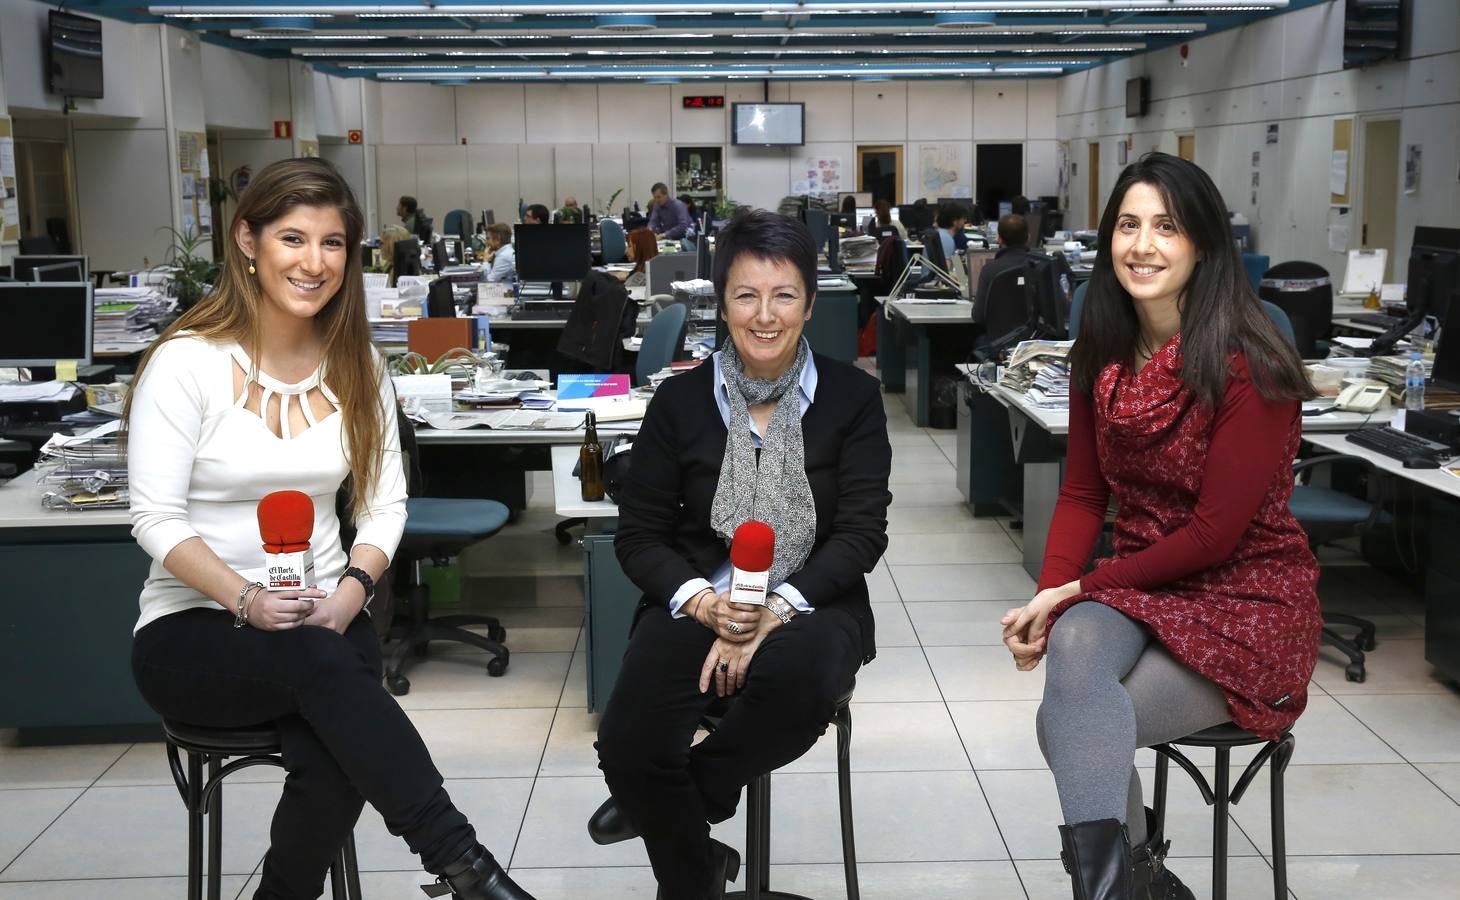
left=713, top=195, right=740, bottom=221
left=158, top=227, right=217, bottom=313
left=604, top=188, right=623, bottom=215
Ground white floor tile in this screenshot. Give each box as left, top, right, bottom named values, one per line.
left=865, top=562, right=902, bottom=604
left=907, top=600, right=1025, bottom=646
left=0, top=743, right=128, bottom=791
left=765, top=860, right=1026, bottom=900
left=868, top=602, right=919, bottom=647
left=778, top=701, right=971, bottom=775
left=850, top=647, right=943, bottom=703
left=507, top=866, right=659, bottom=899
left=539, top=708, right=604, bottom=778
left=884, top=532, right=1020, bottom=566
left=1311, top=639, right=1454, bottom=695
left=405, top=707, right=555, bottom=778
left=1332, top=693, right=1460, bottom=762
left=0, top=876, right=251, bottom=899
left=512, top=776, right=650, bottom=869
left=1017, top=856, right=1278, bottom=900
left=1285, top=854, right=1460, bottom=900
left=394, top=650, right=573, bottom=711
left=350, top=777, right=533, bottom=874
left=925, top=645, right=1045, bottom=702
left=0, top=788, right=82, bottom=873
left=948, top=700, right=1046, bottom=770
left=1416, top=762, right=1460, bottom=804
left=890, top=563, right=1035, bottom=603
left=886, top=504, right=1004, bottom=534
left=98, top=742, right=284, bottom=789
left=562, top=653, right=589, bottom=708
left=888, top=447, right=960, bottom=470
left=890, top=482, right=975, bottom=506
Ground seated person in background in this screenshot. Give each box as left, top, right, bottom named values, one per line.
left=971, top=214, right=1040, bottom=325
left=648, top=182, right=692, bottom=240
left=482, top=223, right=515, bottom=284
left=556, top=197, right=583, bottom=224
left=523, top=204, right=550, bottom=225
left=1011, top=194, right=1031, bottom=216
left=471, top=221, right=488, bottom=254
left=679, top=194, right=700, bottom=225
left=397, top=195, right=420, bottom=235
left=865, top=198, right=907, bottom=241
left=933, top=202, right=966, bottom=264
left=380, top=224, right=412, bottom=286
left=592, top=210, right=892, bottom=900
left=623, top=228, right=658, bottom=289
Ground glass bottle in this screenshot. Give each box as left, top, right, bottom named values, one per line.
left=579, top=411, right=605, bottom=502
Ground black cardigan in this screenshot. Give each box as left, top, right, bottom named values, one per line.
left=614, top=352, right=892, bottom=663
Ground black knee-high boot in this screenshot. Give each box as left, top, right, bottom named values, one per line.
left=1059, top=818, right=1134, bottom=900
left=1131, top=809, right=1195, bottom=900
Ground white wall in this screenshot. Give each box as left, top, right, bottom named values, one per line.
left=372, top=78, right=1060, bottom=220
left=1056, top=0, right=1460, bottom=273
left=201, top=43, right=272, bottom=133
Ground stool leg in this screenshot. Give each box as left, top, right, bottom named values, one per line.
left=1270, top=737, right=1295, bottom=900
left=186, top=752, right=204, bottom=900
left=329, top=853, right=347, bottom=900
left=745, top=777, right=764, bottom=900
left=344, top=832, right=363, bottom=900
left=207, top=756, right=223, bottom=900
left=837, top=717, right=860, bottom=900
left=1153, top=749, right=1169, bottom=841
left=1212, top=747, right=1231, bottom=900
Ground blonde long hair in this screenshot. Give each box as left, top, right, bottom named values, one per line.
left=124, top=157, right=385, bottom=516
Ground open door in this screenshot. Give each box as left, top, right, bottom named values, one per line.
left=1087, top=141, right=1101, bottom=229
left=857, top=145, right=902, bottom=206
left=1360, top=118, right=1400, bottom=280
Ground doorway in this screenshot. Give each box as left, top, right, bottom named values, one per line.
left=857, top=145, right=902, bottom=206
left=975, top=143, right=1023, bottom=221
left=14, top=139, right=75, bottom=251
left=1361, top=118, right=1400, bottom=280
left=1087, top=141, right=1101, bottom=229
left=1177, top=133, right=1196, bottom=162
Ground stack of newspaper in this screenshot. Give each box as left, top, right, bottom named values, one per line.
left=94, top=287, right=171, bottom=344
left=999, top=340, right=1074, bottom=408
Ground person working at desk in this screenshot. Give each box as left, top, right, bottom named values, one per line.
left=591, top=210, right=892, bottom=900
left=648, top=182, right=693, bottom=241
left=623, top=227, right=658, bottom=288
left=523, top=204, right=550, bottom=225
left=398, top=195, right=432, bottom=243
left=1000, top=152, right=1320, bottom=900
left=125, top=158, right=534, bottom=900
left=482, top=223, right=516, bottom=283
left=933, top=202, right=967, bottom=263
left=866, top=198, right=907, bottom=240
left=971, top=213, right=1041, bottom=324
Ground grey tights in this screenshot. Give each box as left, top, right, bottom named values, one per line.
left=1036, top=601, right=1230, bottom=845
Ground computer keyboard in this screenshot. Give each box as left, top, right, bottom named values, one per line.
left=1347, top=313, right=1405, bottom=329
left=509, top=306, right=574, bottom=320
left=1345, top=426, right=1452, bottom=463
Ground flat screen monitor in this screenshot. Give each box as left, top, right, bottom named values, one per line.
left=731, top=103, right=805, bottom=146
left=1431, top=316, right=1460, bottom=393
left=1405, top=227, right=1460, bottom=327
left=896, top=204, right=934, bottom=238
left=35, top=261, right=86, bottom=282
left=482, top=209, right=495, bottom=226
left=647, top=252, right=697, bottom=298
left=937, top=198, right=974, bottom=219
left=1343, top=0, right=1405, bottom=69
left=514, top=223, right=592, bottom=300
left=0, top=282, right=93, bottom=367
left=48, top=10, right=104, bottom=100
left=433, top=237, right=462, bottom=269
left=1125, top=76, right=1149, bottom=117
left=967, top=248, right=997, bottom=294
left=14, top=255, right=88, bottom=283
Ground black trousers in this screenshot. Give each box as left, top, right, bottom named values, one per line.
left=132, top=608, right=479, bottom=900
left=596, top=604, right=862, bottom=900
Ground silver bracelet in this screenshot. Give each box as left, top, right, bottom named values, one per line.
left=234, top=582, right=264, bottom=629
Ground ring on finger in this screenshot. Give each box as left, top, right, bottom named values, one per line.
left=726, top=621, right=742, bottom=634
left=717, top=659, right=729, bottom=673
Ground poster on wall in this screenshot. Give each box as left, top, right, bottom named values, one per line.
left=918, top=144, right=962, bottom=199
left=793, top=157, right=842, bottom=197
left=1327, top=206, right=1351, bottom=253
left=1404, top=144, right=1422, bottom=193
left=1056, top=141, right=1071, bottom=211
left=1266, top=124, right=1280, bottom=145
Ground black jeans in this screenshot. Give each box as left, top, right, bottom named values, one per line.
left=132, top=608, right=479, bottom=900
left=596, top=604, right=862, bottom=900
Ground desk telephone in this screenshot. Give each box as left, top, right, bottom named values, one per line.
left=1335, top=382, right=1390, bottom=414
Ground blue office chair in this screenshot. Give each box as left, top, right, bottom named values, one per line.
left=1068, top=281, right=1089, bottom=341
left=634, top=302, right=688, bottom=386
left=599, top=219, right=627, bottom=264
left=443, top=209, right=472, bottom=244
left=680, top=237, right=696, bottom=253
left=1267, top=301, right=1383, bottom=682
left=1242, top=253, right=1270, bottom=293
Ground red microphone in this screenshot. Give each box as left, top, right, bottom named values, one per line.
left=729, top=521, right=775, bottom=606
left=258, top=490, right=316, bottom=591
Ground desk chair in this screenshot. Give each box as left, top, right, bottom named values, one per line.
left=443, top=209, right=472, bottom=244
left=1242, top=253, right=1270, bottom=293
left=975, top=265, right=1034, bottom=357
left=1068, top=281, right=1089, bottom=340
left=600, top=219, right=628, bottom=264
left=1260, top=261, right=1332, bottom=359
left=384, top=411, right=513, bottom=696
left=1265, top=301, right=1381, bottom=682
left=681, top=236, right=697, bottom=253
left=18, top=235, right=58, bottom=254
left=634, top=301, right=688, bottom=387
left=163, top=719, right=363, bottom=900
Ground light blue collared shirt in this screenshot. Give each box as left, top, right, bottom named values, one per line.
left=668, top=349, right=819, bottom=618
left=485, top=244, right=515, bottom=283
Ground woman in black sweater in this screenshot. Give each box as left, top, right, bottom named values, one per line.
left=590, top=210, right=892, bottom=899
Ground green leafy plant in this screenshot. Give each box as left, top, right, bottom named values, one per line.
left=713, top=195, right=740, bottom=220
left=157, top=226, right=217, bottom=312
left=557, top=205, right=583, bottom=224
left=605, top=188, right=623, bottom=213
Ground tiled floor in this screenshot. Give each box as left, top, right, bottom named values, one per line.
left=5, top=388, right=1460, bottom=899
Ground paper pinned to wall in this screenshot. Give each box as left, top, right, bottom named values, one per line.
left=0, top=138, right=14, bottom=179
left=199, top=148, right=211, bottom=181
left=918, top=143, right=962, bottom=199
left=1404, top=144, right=1422, bottom=193
left=1328, top=150, right=1349, bottom=196
left=1327, top=205, right=1350, bottom=253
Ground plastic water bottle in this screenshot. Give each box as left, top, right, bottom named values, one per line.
left=1406, top=350, right=1426, bottom=411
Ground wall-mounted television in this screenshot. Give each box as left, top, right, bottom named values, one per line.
left=48, top=10, right=105, bottom=99
left=1343, top=0, right=1405, bottom=69
left=1125, top=77, right=1148, bottom=118
left=731, top=103, right=805, bottom=147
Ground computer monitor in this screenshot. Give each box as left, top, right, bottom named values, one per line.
left=13, top=255, right=88, bottom=283
left=838, top=191, right=872, bottom=209
left=482, top=209, right=495, bottom=226
left=1431, top=315, right=1460, bottom=393
left=1406, top=226, right=1460, bottom=326
left=0, top=282, right=93, bottom=367
left=896, top=204, right=934, bottom=239
left=1028, top=253, right=1075, bottom=339
left=514, top=223, right=592, bottom=300
left=936, top=198, right=974, bottom=220
left=647, top=252, right=697, bottom=298
left=696, top=235, right=713, bottom=282
left=967, top=248, right=997, bottom=295
left=35, top=261, right=86, bottom=282
left=432, top=237, right=463, bottom=269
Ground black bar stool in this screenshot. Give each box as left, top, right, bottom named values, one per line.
left=1151, top=722, right=1296, bottom=900
left=701, top=684, right=859, bottom=900
left=162, top=719, right=363, bottom=900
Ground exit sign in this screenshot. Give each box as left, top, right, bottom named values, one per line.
left=681, top=95, right=724, bottom=109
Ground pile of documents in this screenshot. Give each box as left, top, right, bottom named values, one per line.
left=1365, top=353, right=1429, bottom=391
left=999, top=340, right=1074, bottom=408
left=94, top=287, right=171, bottom=344
left=839, top=235, right=878, bottom=269
left=37, top=420, right=129, bottom=511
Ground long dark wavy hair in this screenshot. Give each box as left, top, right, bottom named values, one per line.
left=1069, top=152, right=1313, bottom=406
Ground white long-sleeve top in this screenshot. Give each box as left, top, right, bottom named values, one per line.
left=128, top=335, right=408, bottom=633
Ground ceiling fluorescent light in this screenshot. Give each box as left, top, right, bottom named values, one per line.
left=150, top=1, right=1285, bottom=14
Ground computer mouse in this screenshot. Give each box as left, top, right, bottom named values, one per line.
left=1403, top=455, right=1441, bottom=469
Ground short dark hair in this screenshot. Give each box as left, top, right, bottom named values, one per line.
left=935, top=202, right=965, bottom=230
left=651, top=182, right=669, bottom=195
left=711, top=209, right=818, bottom=315
left=998, top=213, right=1029, bottom=248
left=524, top=204, right=550, bottom=224
left=1010, top=195, right=1030, bottom=215
left=399, top=195, right=418, bottom=214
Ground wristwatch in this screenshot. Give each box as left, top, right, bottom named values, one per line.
left=766, top=594, right=798, bottom=625
left=340, top=566, right=376, bottom=610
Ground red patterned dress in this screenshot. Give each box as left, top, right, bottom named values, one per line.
left=1038, top=334, right=1322, bottom=740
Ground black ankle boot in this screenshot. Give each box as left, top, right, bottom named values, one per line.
left=1059, top=818, right=1134, bottom=900
left=1131, top=808, right=1194, bottom=900
left=654, top=839, right=741, bottom=900
left=587, top=797, right=638, bottom=845
left=420, top=844, right=536, bottom=900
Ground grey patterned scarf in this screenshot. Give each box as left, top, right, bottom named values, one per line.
left=709, top=337, right=817, bottom=591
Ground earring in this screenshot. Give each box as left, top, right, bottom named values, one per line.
left=247, top=258, right=256, bottom=275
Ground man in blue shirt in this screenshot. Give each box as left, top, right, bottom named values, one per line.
left=647, top=182, right=692, bottom=241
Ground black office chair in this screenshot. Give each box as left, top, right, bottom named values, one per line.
left=974, top=265, right=1035, bottom=357
left=18, top=235, right=58, bottom=254
left=391, top=238, right=422, bottom=286
left=1259, top=262, right=1332, bottom=359
left=384, top=410, right=512, bottom=696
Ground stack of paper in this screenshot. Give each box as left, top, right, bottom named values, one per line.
left=1365, top=354, right=1429, bottom=391
left=999, top=340, right=1074, bottom=407
left=94, top=287, right=171, bottom=343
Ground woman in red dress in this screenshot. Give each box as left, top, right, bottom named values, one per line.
left=1001, top=153, right=1321, bottom=900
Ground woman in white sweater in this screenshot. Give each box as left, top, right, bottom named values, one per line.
left=125, top=158, right=533, bottom=900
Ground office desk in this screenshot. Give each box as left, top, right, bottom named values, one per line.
left=1304, top=431, right=1460, bottom=685
left=0, top=471, right=158, bottom=743
left=885, top=298, right=975, bottom=428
